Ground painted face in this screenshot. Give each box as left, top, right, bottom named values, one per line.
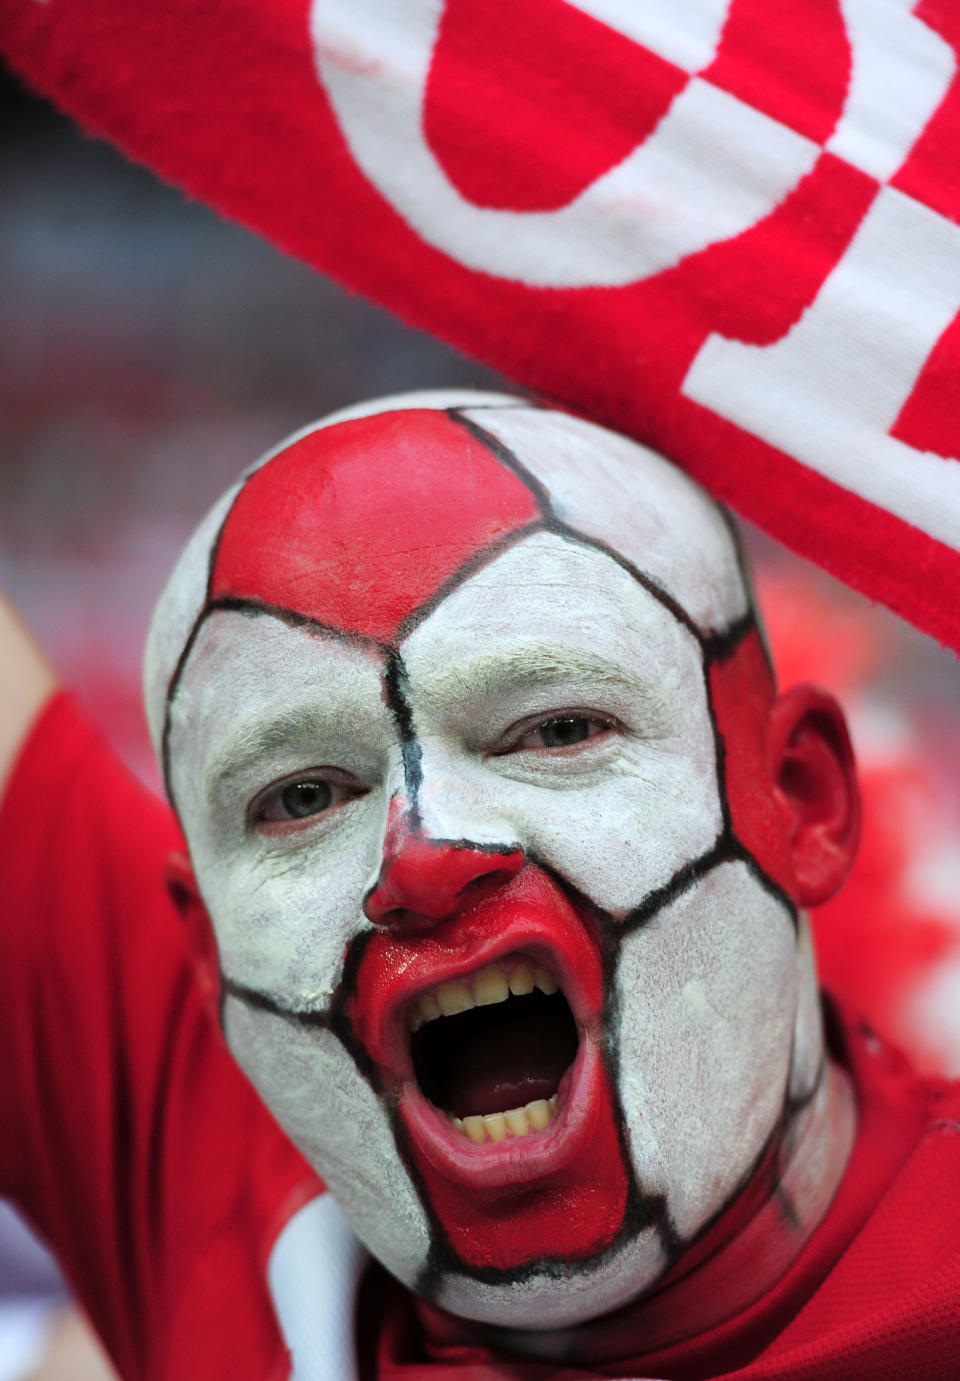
left=148, top=393, right=822, bottom=1329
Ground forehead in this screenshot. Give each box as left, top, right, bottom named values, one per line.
left=209, top=406, right=745, bottom=644
left=149, top=401, right=748, bottom=767
left=173, top=533, right=704, bottom=764
left=400, top=531, right=699, bottom=718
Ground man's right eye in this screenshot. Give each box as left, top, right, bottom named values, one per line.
left=250, top=772, right=364, bottom=831
left=278, top=780, right=334, bottom=818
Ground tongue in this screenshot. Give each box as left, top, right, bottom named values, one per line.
left=446, top=1008, right=577, bottom=1119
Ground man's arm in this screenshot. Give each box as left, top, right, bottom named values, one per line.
left=0, top=605, right=121, bottom=1376
left=0, top=593, right=57, bottom=799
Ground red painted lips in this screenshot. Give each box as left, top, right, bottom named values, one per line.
left=346, top=865, right=632, bottom=1270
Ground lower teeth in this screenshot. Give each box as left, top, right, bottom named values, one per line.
left=451, top=1095, right=558, bottom=1144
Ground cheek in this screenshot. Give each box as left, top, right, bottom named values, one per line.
left=224, top=1000, right=433, bottom=1286
left=192, top=806, right=383, bottom=1004
left=499, top=708, right=721, bottom=916
left=615, top=862, right=798, bottom=1240
left=518, top=756, right=721, bottom=916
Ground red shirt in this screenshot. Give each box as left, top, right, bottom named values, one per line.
left=2, top=692, right=960, bottom=1379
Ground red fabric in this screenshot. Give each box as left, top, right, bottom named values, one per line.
left=424, top=0, right=687, bottom=212
left=3, top=0, right=960, bottom=648
left=0, top=691, right=319, bottom=1381
left=4, top=693, right=960, bottom=1378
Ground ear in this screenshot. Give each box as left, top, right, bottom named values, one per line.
left=165, top=851, right=221, bottom=1017
left=767, top=687, right=860, bottom=907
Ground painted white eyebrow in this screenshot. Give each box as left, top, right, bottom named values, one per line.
left=416, top=642, right=676, bottom=719
left=205, top=704, right=364, bottom=803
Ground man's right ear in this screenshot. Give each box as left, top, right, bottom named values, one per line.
left=165, top=851, right=221, bottom=1019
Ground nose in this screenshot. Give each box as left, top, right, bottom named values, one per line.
left=364, top=821, right=524, bottom=930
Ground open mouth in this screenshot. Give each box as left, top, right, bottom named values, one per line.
left=347, top=865, right=609, bottom=1191
left=409, top=955, right=579, bottom=1145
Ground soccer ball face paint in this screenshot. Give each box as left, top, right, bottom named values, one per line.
left=152, top=395, right=810, bottom=1327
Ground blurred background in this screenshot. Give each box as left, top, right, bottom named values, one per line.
left=2, top=57, right=960, bottom=1377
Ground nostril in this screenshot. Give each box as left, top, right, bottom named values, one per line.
left=455, top=869, right=516, bottom=908
left=376, top=906, right=428, bottom=933
left=364, top=843, right=525, bottom=928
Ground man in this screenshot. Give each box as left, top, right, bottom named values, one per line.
left=1, top=390, right=958, bottom=1379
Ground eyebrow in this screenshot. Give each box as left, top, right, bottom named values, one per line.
left=420, top=642, right=668, bottom=716
left=205, top=704, right=354, bottom=803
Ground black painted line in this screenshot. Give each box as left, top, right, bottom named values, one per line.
left=621, top=833, right=739, bottom=934
left=394, top=519, right=545, bottom=644
left=327, top=929, right=384, bottom=1094
left=454, top=406, right=760, bottom=667
left=736, top=848, right=800, bottom=931
left=203, top=494, right=237, bottom=605
left=416, top=836, right=525, bottom=858
left=383, top=653, right=423, bottom=828
left=542, top=521, right=705, bottom=644
left=220, top=975, right=331, bottom=1031
left=447, top=407, right=556, bottom=517
left=161, top=595, right=391, bottom=808
left=204, top=595, right=391, bottom=651
left=329, top=841, right=802, bottom=1290
left=447, top=399, right=537, bottom=411
left=396, top=508, right=715, bottom=655
left=163, top=468, right=264, bottom=802
left=161, top=611, right=209, bottom=808
left=702, top=653, right=735, bottom=842
left=702, top=610, right=755, bottom=665
left=715, top=505, right=776, bottom=680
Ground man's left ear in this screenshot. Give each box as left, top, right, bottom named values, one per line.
left=768, top=686, right=861, bottom=907
left=165, top=851, right=222, bottom=1017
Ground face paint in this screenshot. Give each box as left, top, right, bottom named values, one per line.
left=151, top=392, right=832, bottom=1330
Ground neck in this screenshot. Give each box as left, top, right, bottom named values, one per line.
left=421, top=1055, right=856, bottom=1366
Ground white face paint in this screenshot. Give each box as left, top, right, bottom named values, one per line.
left=152, top=392, right=819, bottom=1330
left=399, top=533, right=722, bottom=914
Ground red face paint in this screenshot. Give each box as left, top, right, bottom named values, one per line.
left=709, top=627, right=796, bottom=899
left=346, top=862, right=631, bottom=1270
left=211, top=410, right=540, bottom=642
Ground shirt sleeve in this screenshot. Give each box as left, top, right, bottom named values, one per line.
left=0, top=692, right=318, bottom=1380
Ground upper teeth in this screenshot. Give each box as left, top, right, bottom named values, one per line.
left=408, top=960, right=559, bottom=1030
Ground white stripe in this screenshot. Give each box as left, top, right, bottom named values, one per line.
left=312, top=0, right=819, bottom=287
left=683, top=186, right=960, bottom=551
left=826, top=0, right=954, bottom=182
left=267, top=1194, right=367, bottom=1381
left=0, top=1302, right=57, bottom=1381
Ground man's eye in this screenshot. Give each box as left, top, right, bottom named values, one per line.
left=509, top=715, right=613, bottom=753
left=251, top=773, right=362, bottom=829
left=280, top=780, right=334, bottom=818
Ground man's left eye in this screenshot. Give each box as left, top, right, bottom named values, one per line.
left=507, top=715, right=613, bottom=753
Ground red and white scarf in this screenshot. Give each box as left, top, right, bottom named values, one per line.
left=3, top=0, right=959, bottom=648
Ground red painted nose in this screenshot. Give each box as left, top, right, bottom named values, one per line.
left=364, top=837, right=525, bottom=929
